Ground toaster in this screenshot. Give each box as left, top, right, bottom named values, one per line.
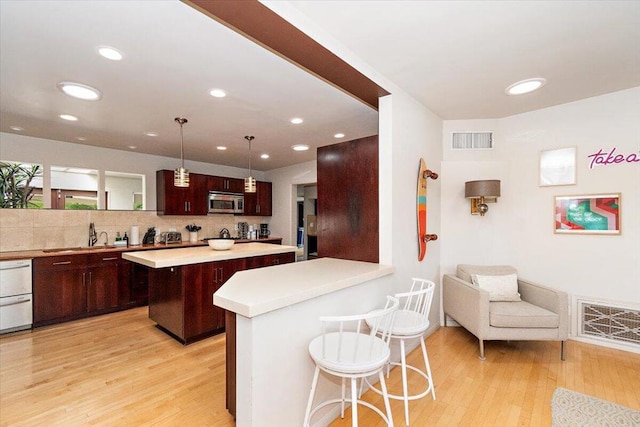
left=159, top=231, right=182, bottom=244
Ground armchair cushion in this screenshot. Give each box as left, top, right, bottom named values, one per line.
left=471, top=273, right=521, bottom=301
left=457, top=264, right=517, bottom=283
left=490, top=301, right=559, bottom=328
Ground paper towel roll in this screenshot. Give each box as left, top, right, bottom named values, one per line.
left=130, top=225, right=140, bottom=246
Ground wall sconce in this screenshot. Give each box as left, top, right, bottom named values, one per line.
left=465, top=180, right=501, bottom=216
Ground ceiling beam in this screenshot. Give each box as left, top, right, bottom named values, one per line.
left=184, top=0, right=389, bottom=110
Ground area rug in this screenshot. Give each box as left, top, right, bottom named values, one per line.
left=551, top=387, right=640, bottom=426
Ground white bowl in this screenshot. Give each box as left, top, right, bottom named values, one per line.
left=208, top=239, right=235, bottom=251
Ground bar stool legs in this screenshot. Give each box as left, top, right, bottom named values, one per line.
left=395, top=338, right=436, bottom=425
left=303, top=367, right=395, bottom=427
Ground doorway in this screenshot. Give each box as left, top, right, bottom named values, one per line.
left=296, top=184, right=317, bottom=261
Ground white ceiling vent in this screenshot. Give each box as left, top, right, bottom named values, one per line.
left=451, top=132, right=493, bottom=150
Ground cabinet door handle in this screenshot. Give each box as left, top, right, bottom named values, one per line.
left=53, top=261, right=71, bottom=265
left=102, top=257, right=118, bottom=261
left=256, top=205, right=260, bottom=214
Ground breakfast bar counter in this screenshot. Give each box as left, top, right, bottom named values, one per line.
left=214, top=258, right=394, bottom=426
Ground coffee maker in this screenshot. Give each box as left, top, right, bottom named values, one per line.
left=259, top=223, right=270, bottom=238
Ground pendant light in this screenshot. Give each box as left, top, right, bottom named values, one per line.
left=244, top=135, right=256, bottom=193
left=174, top=117, right=189, bottom=187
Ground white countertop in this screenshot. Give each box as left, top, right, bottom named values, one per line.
left=214, top=258, right=394, bottom=318
left=122, top=242, right=297, bottom=268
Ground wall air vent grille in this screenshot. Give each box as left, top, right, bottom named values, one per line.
left=451, top=132, right=493, bottom=150
left=578, top=300, right=640, bottom=346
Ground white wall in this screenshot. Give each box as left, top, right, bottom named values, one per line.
left=265, top=160, right=316, bottom=246
left=441, top=88, right=640, bottom=338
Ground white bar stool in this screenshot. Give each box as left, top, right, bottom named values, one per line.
left=365, top=278, right=436, bottom=426
left=303, top=295, right=400, bottom=427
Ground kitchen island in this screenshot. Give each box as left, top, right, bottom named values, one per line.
left=214, top=258, right=395, bottom=426
left=122, top=243, right=297, bottom=343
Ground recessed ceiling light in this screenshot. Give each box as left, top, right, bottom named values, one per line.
left=128, top=145, right=137, bottom=150
left=10, top=126, right=24, bottom=131
left=290, top=118, right=304, bottom=125
left=210, top=89, right=227, bottom=98
left=334, top=133, right=345, bottom=138
left=216, top=146, right=227, bottom=150
left=59, top=114, right=78, bottom=121
left=260, top=154, right=269, bottom=159
left=145, top=132, right=159, bottom=137
left=505, top=78, right=546, bottom=95
left=292, top=144, right=309, bottom=151
left=57, top=82, right=102, bottom=101
left=97, top=46, right=124, bottom=61
left=76, top=136, right=87, bottom=141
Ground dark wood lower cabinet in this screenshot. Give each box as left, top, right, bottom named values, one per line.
left=33, top=264, right=86, bottom=325
left=148, top=253, right=294, bottom=345
left=33, top=253, right=129, bottom=327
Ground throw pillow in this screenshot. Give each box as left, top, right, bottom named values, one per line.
left=471, top=273, right=521, bottom=301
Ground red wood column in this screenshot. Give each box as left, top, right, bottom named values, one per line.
left=317, top=136, right=379, bottom=263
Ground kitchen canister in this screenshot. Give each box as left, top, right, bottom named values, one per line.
left=130, top=225, right=140, bottom=246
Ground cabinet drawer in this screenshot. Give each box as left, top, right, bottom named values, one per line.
left=34, top=255, right=87, bottom=270
left=86, top=252, right=122, bottom=266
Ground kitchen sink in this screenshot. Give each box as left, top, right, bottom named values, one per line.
left=43, top=246, right=116, bottom=253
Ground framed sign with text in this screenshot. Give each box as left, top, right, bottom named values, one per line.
left=554, top=193, right=621, bottom=235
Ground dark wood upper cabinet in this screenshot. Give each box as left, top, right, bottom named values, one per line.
left=244, top=181, right=272, bottom=216
left=209, top=176, right=245, bottom=193
left=317, top=136, right=379, bottom=263
left=156, top=170, right=208, bottom=215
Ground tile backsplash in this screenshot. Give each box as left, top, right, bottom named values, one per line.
left=0, top=209, right=266, bottom=252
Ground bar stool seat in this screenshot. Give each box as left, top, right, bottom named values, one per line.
left=365, top=278, right=436, bottom=426
left=303, top=296, right=399, bottom=427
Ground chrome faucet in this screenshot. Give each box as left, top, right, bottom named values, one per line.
left=98, top=231, right=109, bottom=246
left=89, top=222, right=97, bottom=247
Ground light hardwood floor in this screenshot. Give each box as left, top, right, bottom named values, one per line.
left=1, top=307, right=639, bottom=426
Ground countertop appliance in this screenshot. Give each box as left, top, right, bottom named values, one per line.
left=0, top=259, right=33, bottom=334
left=259, top=223, right=270, bottom=238
left=159, top=231, right=182, bottom=244
left=209, top=191, right=244, bottom=214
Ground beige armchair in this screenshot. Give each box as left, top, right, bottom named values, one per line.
left=443, top=265, right=569, bottom=360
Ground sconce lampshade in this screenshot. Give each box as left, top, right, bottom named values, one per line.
left=465, top=180, right=501, bottom=198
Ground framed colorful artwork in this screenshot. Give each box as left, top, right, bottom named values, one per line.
left=554, top=193, right=621, bottom=235
left=540, top=147, right=576, bottom=186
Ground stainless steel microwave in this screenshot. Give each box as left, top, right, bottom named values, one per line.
left=208, top=191, right=244, bottom=214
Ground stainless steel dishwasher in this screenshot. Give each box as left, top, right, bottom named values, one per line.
left=0, top=259, right=33, bottom=334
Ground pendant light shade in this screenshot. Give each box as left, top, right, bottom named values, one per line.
left=174, top=117, right=189, bottom=187
left=244, top=135, right=256, bottom=193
